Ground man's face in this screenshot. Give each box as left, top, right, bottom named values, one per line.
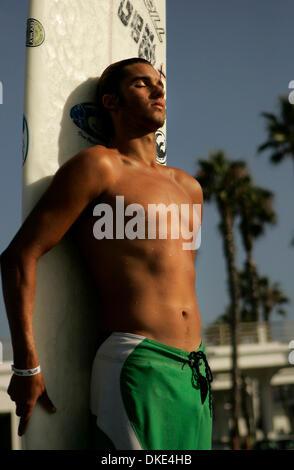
left=117, top=62, right=166, bottom=131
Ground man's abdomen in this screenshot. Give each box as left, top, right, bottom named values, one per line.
left=97, top=255, right=202, bottom=353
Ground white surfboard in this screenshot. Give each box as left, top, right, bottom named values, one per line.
left=22, top=0, right=166, bottom=450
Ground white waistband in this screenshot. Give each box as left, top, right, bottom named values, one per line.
left=111, top=331, right=147, bottom=340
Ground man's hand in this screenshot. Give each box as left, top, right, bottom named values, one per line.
left=7, top=373, right=56, bottom=436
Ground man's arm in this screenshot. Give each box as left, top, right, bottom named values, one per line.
left=0, top=146, right=113, bottom=435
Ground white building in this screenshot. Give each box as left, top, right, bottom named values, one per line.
left=204, top=320, right=294, bottom=449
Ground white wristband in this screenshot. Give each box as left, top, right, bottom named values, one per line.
left=11, top=365, right=41, bottom=376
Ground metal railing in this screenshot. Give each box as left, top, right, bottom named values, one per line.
left=203, top=320, right=294, bottom=346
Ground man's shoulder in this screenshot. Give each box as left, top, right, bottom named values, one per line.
left=61, top=145, right=119, bottom=182
left=69, top=144, right=116, bottom=170
left=166, top=165, right=203, bottom=201
left=55, top=145, right=119, bottom=198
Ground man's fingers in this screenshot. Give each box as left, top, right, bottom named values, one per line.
left=38, top=390, right=56, bottom=413
left=18, top=407, right=33, bottom=436
left=15, top=389, right=56, bottom=436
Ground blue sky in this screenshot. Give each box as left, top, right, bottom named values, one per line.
left=0, top=0, right=294, bottom=339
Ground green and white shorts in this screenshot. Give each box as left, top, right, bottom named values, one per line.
left=90, top=332, right=213, bottom=450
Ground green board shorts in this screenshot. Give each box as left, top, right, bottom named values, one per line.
left=90, top=332, right=213, bottom=450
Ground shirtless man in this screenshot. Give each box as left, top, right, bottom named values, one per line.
left=0, top=58, right=213, bottom=450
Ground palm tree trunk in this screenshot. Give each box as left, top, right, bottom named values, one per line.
left=219, top=202, right=241, bottom=450
left=263, top=300, right=271, bottom=323
left=239, top=214, right=260, bottom=322
left=241, top=374, right=256, bottom=449
left=246, top=256, right=260, bottom=323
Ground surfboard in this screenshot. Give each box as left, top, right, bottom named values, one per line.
left=22, top=0, right=166, bottom=450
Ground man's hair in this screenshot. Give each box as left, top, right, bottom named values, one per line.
left=96, top=57, right=152, bottom=142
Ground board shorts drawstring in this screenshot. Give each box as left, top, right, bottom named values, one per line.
left=182, top=350, right=213, bottom=417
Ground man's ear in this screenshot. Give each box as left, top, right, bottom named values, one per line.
left=102, top=94, right=119, bottom=111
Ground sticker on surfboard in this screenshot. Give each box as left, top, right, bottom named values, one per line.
left=155, top=130, right=166, bottom=165
left=70, top=103, right=102, bottom=143
left=26, top=18, right=45, bottom=47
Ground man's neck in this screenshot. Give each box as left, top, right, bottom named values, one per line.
left=111, top=131, right=157, bottom=168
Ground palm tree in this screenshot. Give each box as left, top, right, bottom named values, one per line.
left=237, top=182, right=277, bottom=322
left=214, top=181, right=276, bottom=326
left=195, top=150, right=249, bottom=450
left=219, top=269, right=260, bottom=324
left=258, top=95, right=294, bottom=167
left=258, top=276, right=289, bottom=323
left=238, top=268, right=258, bottom=323
left=218, top=269, right=289, bottom=334
left=258, top=95, right=294, bottom=245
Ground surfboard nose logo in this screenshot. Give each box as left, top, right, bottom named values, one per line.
left=26, top=18, right=45, bottom=47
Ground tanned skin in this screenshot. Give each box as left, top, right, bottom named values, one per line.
left=0, top=62, right=203, bottom=436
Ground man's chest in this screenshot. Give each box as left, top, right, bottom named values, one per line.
left=89, top=167, right=200, bottom=243
left=102, top=166, right=193, bottom=209
left=74, top=165, right=201, bottom=253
